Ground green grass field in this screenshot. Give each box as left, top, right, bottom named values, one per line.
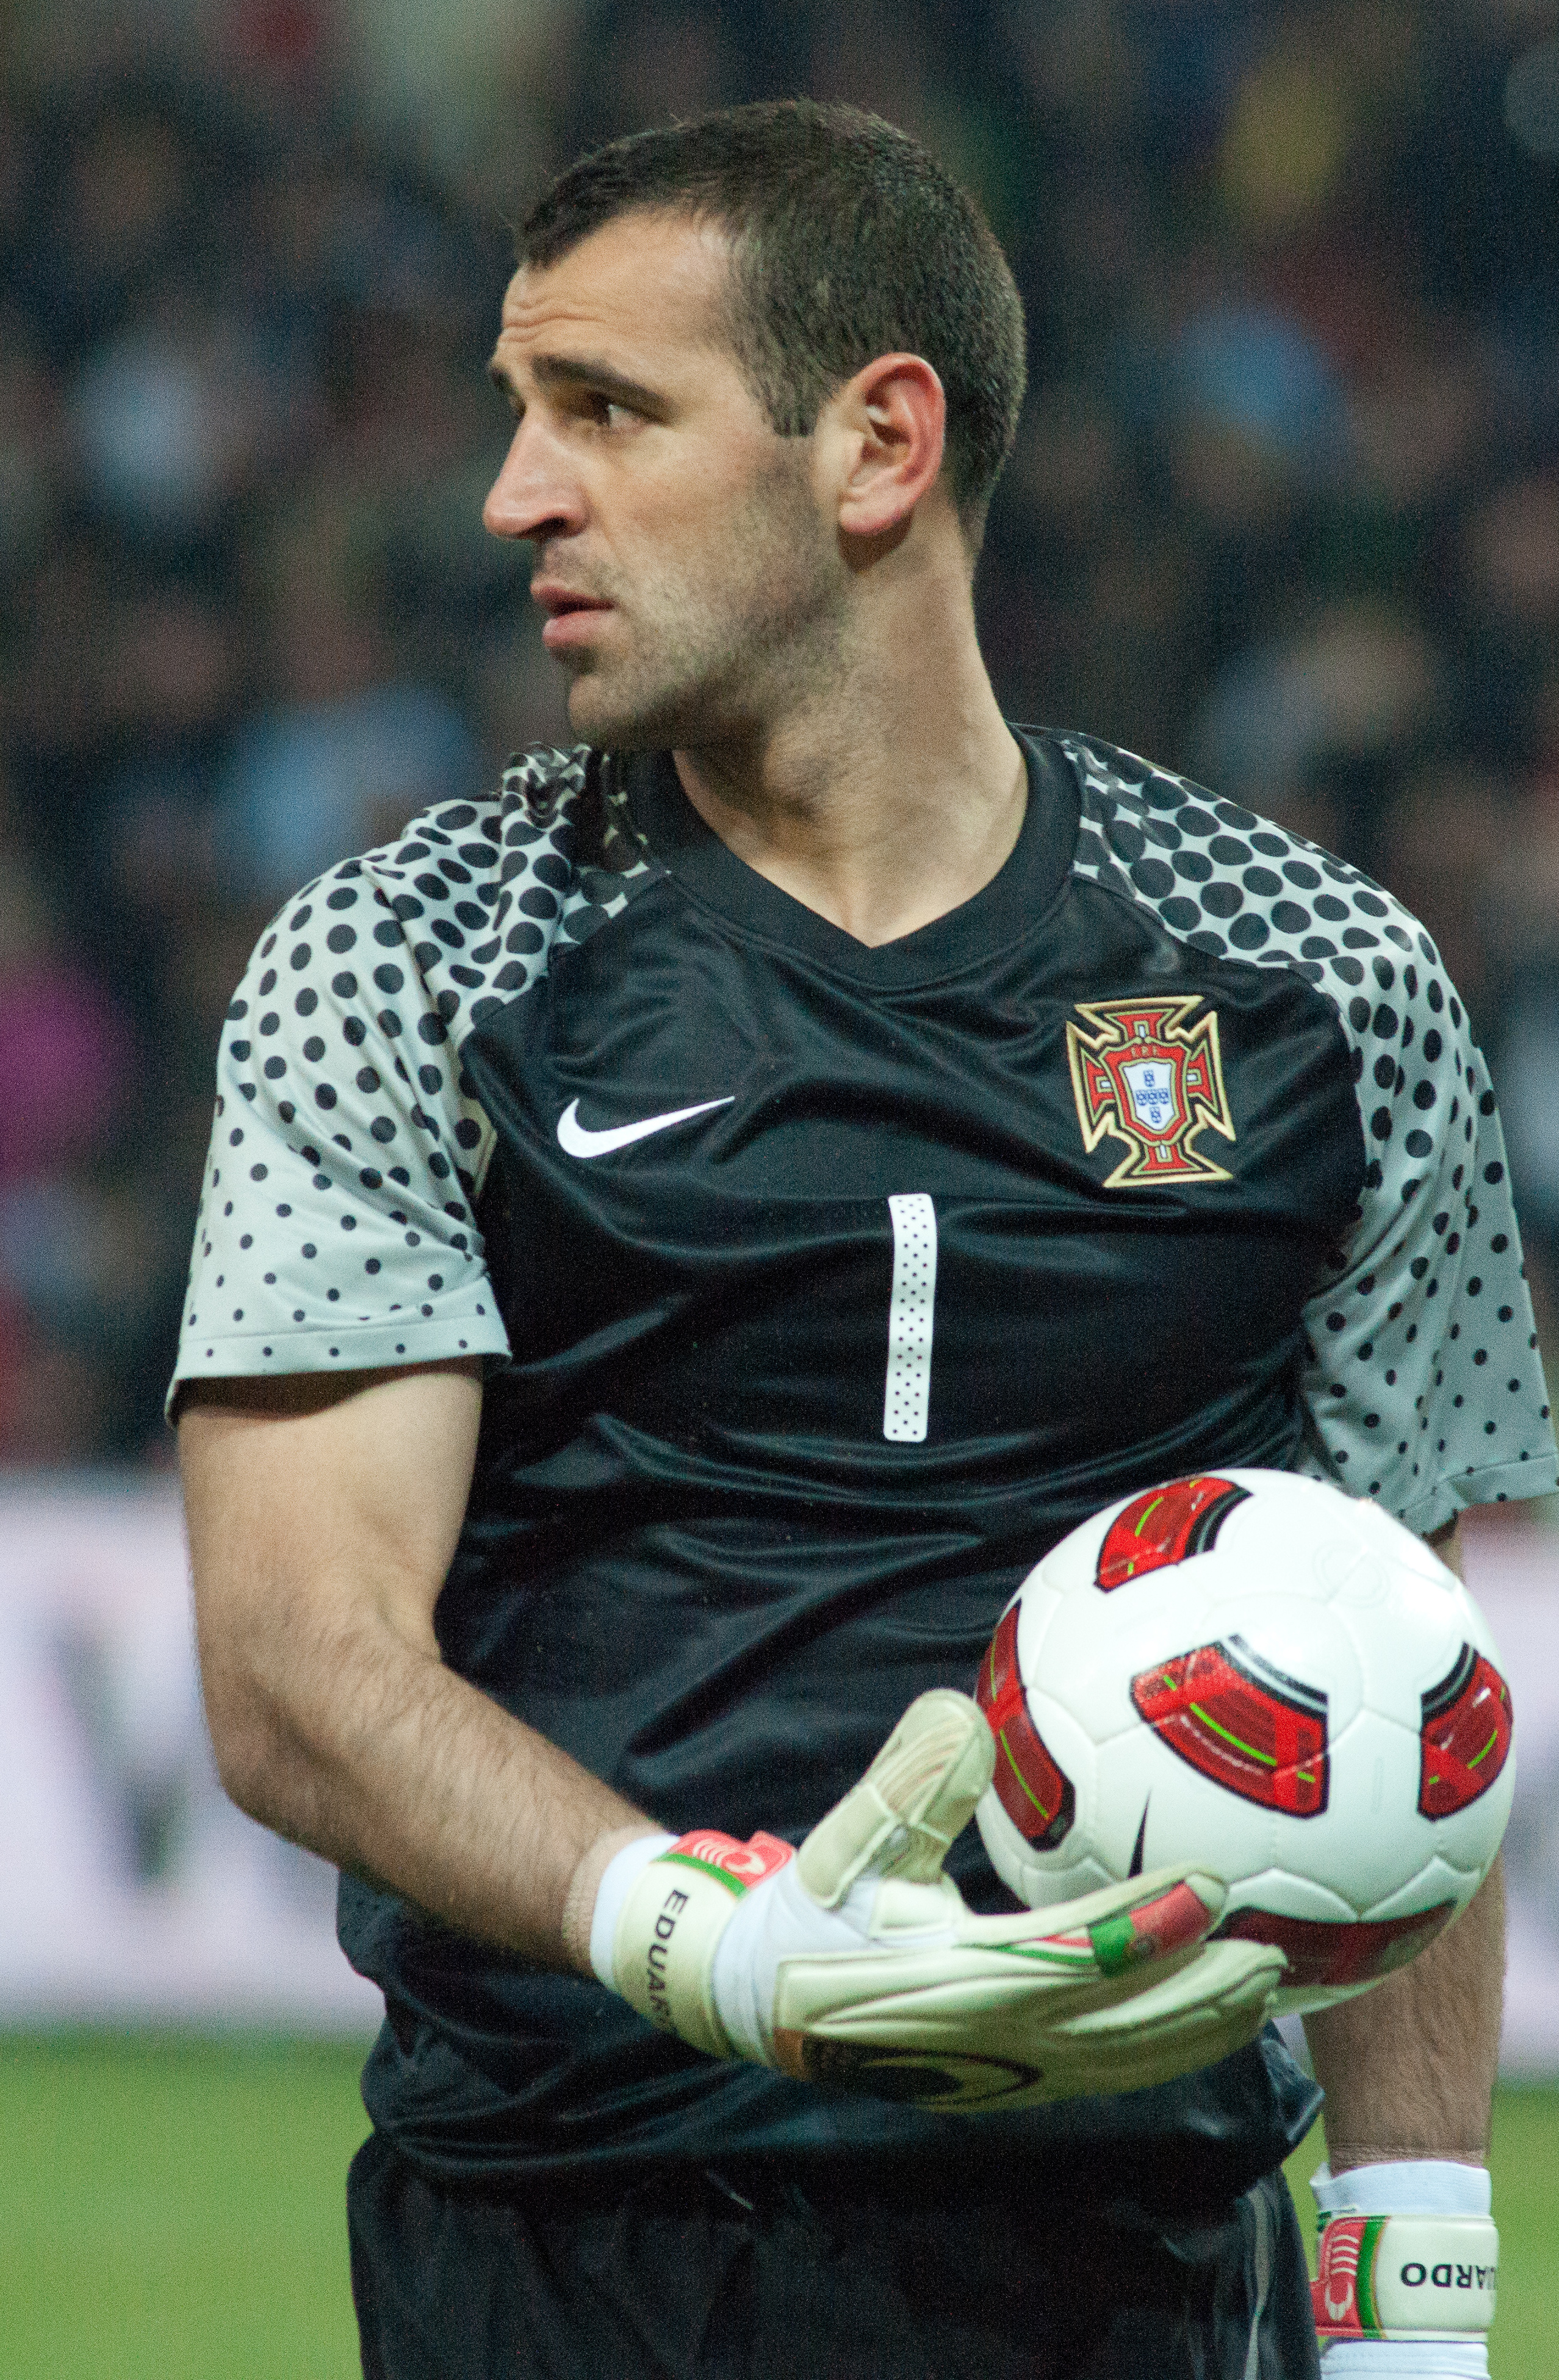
left=1, top=2035, right=1555, bottom=2377
left=0, top=2035, right=371, bottom=2380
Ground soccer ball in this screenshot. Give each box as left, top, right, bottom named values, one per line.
left=974, top=1470, right=1514, bottom=2013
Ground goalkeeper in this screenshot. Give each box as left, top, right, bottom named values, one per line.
left=176, top=101, right=1551, bottom=2380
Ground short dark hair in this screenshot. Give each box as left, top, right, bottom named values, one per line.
left=517, top=100, right=1027, bottom=546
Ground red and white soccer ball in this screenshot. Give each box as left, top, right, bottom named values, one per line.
left=974, top=1470, right=1515, bottom=2013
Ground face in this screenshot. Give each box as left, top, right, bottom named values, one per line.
left=484, top=210, right=849, bottom=748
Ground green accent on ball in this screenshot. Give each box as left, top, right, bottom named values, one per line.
left=998, top=1729, right=1055, bottom=1820
left=1188, top=1701, right=1278, bottom=1766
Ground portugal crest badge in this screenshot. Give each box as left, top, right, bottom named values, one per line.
left=1065, top=996, right=1236, bottom=1187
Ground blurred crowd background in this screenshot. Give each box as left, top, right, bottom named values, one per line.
left=1, top=0, right=1557, bottom=1474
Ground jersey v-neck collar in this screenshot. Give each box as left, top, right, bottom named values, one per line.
left=619, top=727, right=1079, bottom=988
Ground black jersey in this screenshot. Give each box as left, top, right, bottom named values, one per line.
left=171, top=729, right=1555, bottom=2203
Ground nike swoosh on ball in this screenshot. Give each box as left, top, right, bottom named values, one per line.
left=555, top=1096, right=735, bottom=1159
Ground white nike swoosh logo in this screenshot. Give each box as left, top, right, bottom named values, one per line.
left=556, top=1096, right=734, bottom=1159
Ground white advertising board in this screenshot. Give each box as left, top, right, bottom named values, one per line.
left=0, top=1475, right=379, bottom=2030
left=1459, top=1520, right=1559, bottom=2076
left=0, top=1476, right=1555, bottom=2063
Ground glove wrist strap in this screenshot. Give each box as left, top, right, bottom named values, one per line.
left=612, top=1830, right=794, bottom=2058
left=1314, top=2213, right=1497, bottom=2342
left=570, top=1827, right=671, bottom=1978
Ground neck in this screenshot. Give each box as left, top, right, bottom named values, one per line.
left=671, top=575, right=1025, bottom=949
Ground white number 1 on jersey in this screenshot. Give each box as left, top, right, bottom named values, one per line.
left=883, top=1194, right=938, bottom=1442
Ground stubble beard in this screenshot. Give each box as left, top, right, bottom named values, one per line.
left=557, top=454, right=852, bottom=754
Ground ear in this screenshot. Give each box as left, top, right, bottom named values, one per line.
left=819, top=353, right=948, bottom=541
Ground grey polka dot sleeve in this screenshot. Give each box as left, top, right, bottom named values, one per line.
left=168, top=750, right=657, bottom=1412
left=1294, top=1012, right=1554, bottom=1533
left=168, top=838, right=513, bottom=1404
left=1064, top=730, right=1557, bottom=1531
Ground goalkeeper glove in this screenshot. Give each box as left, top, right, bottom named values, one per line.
left=1312, top=2160, right=1496, bottom=2377
left=586, top=1689, right=1286, bottom=2110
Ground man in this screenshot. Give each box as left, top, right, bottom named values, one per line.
left=175, top=102, right=1555, bottom=2378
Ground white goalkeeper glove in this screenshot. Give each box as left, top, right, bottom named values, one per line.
left=1312, top=2161, right=1496, bottom=2376
left=585, top=1689, right=1286, bottom=2110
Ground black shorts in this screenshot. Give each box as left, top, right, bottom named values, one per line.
left=347, top=2130, right=1321, bottom=2379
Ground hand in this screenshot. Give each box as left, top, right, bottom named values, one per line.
left=603, top=1690, right=1286, bottom=2110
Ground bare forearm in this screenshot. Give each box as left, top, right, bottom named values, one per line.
left=1306, top=1857, right=1503, bottom=2170
left=1304, top=1506, right=1503, bottom=2172
left=220, top=1598, right=650, bottom=1968
left=180, top=1367, right=653, bottom=1976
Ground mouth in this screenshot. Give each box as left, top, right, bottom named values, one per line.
left=533, top=584, right=614, bottom=652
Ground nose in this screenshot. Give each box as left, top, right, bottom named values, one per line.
left=482, top=417, right=586, bottom=544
